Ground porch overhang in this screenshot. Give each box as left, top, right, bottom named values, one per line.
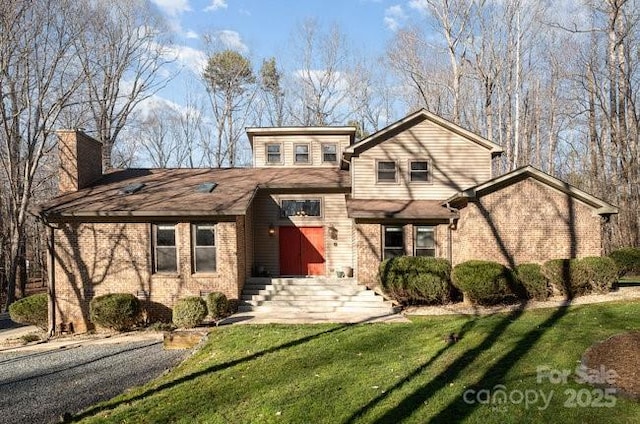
left=346, top=197, right=458, bottom=220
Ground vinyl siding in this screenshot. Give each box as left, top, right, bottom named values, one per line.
left=251, top=191, right=353, bottom=276
left=253, top=134, right=351, bottom=167
left=352, top=119, right=493, bottom=200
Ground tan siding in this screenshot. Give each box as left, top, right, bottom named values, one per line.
left=352, top=119, right=492, bottom=200
left=252, top=134, right=350, bottom=167
left=252, top=191, right=353, bottom=276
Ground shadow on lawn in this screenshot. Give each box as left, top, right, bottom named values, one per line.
left=71, top=320, right=367, bottom=421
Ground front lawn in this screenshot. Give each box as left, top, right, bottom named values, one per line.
left=77, top=301, right=640, bottom=423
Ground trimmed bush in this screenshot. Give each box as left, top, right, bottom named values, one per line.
left=542, top=259, right=585, bottom=297
left=542, top=257, right=617, bottom=297
left=609, top=247, right=640, bottom=276
left=9, top=293, right=48, bottom=330
left=90, top=293, right=142, bottom=331
left=451, top=260, right=523, bottom=305
left=206, top=292, right=229, bottom=320
left=515, top=263, right=551, bottom=301
left=577, top=256, right=618, bottom=294
left=172, top=297, right=207, bottom=328
left=379, top=256, right=454, bottom=305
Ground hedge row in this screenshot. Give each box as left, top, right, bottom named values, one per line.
left=379, top=256, right=619, bottom=306
left=608, top=247, right=640, bottom=276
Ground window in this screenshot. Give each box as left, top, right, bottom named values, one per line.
left=294, top=144, right=310, bottom=163
left=415, top=226, right=436, bottom=257
left=377, top=161, right=397, bottom=182
left=383, top=226, right=404, bottom=260
left=281, top=199, right=321, bottom=217
left=410, top=161, right=431, bottom=183
left=266, top=144, right=282, bottom=164
left=193, top=224, right=216, bottom=272
left=322, top=143, right=338, bottom=162
left=153, top=224, right=177, bottom=273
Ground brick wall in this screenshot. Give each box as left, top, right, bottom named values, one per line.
left=53, top=220, right=241, bottom=333
left=57, top=130, right=102, bottom=194
left=452, top=178, right=603, bottom=266
left=355, top=223, right=381, bottom=286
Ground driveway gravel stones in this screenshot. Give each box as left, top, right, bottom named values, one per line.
left=0, top=338, right=187, bottom=424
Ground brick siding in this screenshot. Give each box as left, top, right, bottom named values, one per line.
left=52, top=221, right=241, bottom=333
left=452, top=178, right=603, bottom=266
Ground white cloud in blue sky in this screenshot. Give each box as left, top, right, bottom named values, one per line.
left=384, top=5, right=407, bottom=32
left=204, top=0, right=228, bottom=12
left=150, top=0, right=191, bottom=16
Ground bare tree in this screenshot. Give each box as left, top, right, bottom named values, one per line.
left=0, top=0, right=84, bottom=307
left=70, top=0, right=174, bottom=170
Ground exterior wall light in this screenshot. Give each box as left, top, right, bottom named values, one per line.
left=268, top=224, right=276, bottom=236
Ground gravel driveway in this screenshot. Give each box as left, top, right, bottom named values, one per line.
left=0, top=338, right=187, bottom=424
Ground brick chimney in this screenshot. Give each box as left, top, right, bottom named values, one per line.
left=57, top=130, right=103, bottom=194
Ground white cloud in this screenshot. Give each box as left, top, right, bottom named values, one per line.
left=151, top=0, right=191, bottom=17
left=216, top=30, right=248, bottom=53
left=184, top=30, right=199, bottom=39
left=204, top=0, right=228, bottom=12
left=408, top=0, right=430, bottom=15
left=384, top=5, right=407, bottom=32
left=164, top=44, right=208, bottom=74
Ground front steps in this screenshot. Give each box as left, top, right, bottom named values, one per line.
left=239, top=277, right=398, bottom=315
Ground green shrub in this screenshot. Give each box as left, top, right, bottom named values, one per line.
left=515, top=263, right=551, bottom=301
left=172, top=297, right=207, bottom=328
left=451, top=260, right=523, bottom=305
left=379, top=256, right=454, bottom=305
left=608, top=247, right=640, bottom=276
left=8, top=293, right=48, bottom=330
left=577, top=256, right=618, bottom=294
left=542, top=259, right=585, bottom=297
left=206, top=292, right=229, bottom=320
left=90, top=293, right=142, bottom=331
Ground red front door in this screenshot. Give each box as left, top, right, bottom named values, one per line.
left=279, top=227, right=325, bottom=275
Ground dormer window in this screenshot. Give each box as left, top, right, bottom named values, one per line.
left=266, top=144, right=282, bottom=164
left=294, top=144, right=310, bottom=164
left=377, top=161, right=397, bottom=183
left=322, top=143, right=337, bottom=163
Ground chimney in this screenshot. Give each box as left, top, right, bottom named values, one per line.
left=57, top=130, right=103, bottom=194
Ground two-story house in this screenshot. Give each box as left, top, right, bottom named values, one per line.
left=40, top=109, right=617, bottom=332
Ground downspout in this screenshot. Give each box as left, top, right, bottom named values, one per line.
left=445, top=202, right=459, bottom=265
left=46, top=225, right=56, bottom=338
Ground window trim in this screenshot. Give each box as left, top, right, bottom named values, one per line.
left=152, top=223, right=178, bottom=274
left=408, top=159, right=432, bottom=184
left=280, top=198, right=323, bottom=218
left=192, top=223, right=217, bottom=274
left=293, top=143, right=310, bottom=164
left=265, top=143, right=283, bottom=165
left=321, top=143, right=338, bottom=163
left=414, top=225, right=436, bottom=257
left=376, top=160, right=398, bottom=184
left=383, top=225, right=404, bottom=260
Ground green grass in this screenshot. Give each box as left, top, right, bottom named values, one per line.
left=76, top=301, right=640, bottom=423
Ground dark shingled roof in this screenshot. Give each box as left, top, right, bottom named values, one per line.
left=41, top=167, right=350, bottom=219
left=346, top=198, right=456, bottom=220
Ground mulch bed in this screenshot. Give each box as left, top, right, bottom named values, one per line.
left=581, top=331, right=640, bottom=400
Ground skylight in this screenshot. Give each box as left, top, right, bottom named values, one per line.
left=120, top=183, right=145, bottom=195
left=196, top=182, right=218, bottom=193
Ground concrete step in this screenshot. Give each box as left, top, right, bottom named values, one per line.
left=241, top=299, right=393, bottom=308
left=241, top=287, right=375, bottom=296
left=246, top=277, right=356, bottom=287
left=237, top=304, right=398, bottom=314
left=241, top=293, right=382, bottom=302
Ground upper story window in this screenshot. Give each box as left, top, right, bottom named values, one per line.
left=322, top=143, right=338, bottom=163
left=192, top=224, right=216, bottom=273
left=377, top=161, right=397, bottom=183
left=266, top=143, right=282, bottom=164
left=153, top=224, right=177, bottom=273
left=294, top=144, right=310, bottom=164
left=281, top=199, right=321, bottom=217
left=415, top=226, right=435, bottom=256
left=410, top=161, right=431, bottom=183
left=383, top=226, right=404, bottom=260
